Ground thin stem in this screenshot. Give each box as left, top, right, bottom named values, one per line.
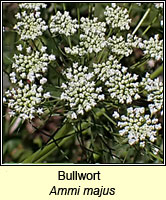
left=68, top=36, right=72, bottom=48
left=22, top=108, right=107, bottom=163
left=130, top=55, right=149, bottom=69
left=132, top=8, right=151, bottom=35
left=101, top=51, right=108, bottom=62
left=148, top=152, right=163, bottom=162
left=97, top=49, right=105, bottom=63
left=81, top=57, right=84, bottom=65
left=118, top=55, right=124, bottom=62
left=57, top=45, right=67, bottom=57
left=103, top=113, right=117, bottom=126
left=106, top=28, right=112, bottom=39
left=97, top=28, right=112, bottom=63
left=36, top=134, right=73, bottom=163
left=88, top=4, right=92, bottom=18
left=63, top=3, right=66, bottom=11
left=128, top=4, right=133, bottom=14
left=150, top=65, right=163, bottom=79
left=22, top=123, right=73, bottom=163
left=77, top=6, right=81, bottom=37
left=77, top=7, right=80, bottom=23
left=54, top=3, right=57, bottom=13
left=142, top=15, right=158, bottom=36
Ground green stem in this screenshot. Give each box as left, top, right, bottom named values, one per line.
left=22, top=108, right=109, bottom=163
left=142, top=15, right=158, bottom=36
left=148, top=152, right=163, bottom=162
left=35, top=134, right=74, bottom=163
left=68, top=36, right=72, bottom=48
left=77, top=7, right=80, bottom=23
left=103, top=113, right=116, bottom=126
left=97, top=28, right=112, bottom=63
left=150, top=65, right=163, bottom=79
left=130, top=55, right=149, bottom=69
left=128, top=4, right=133, bottom=14
left=132, top=8, right=151, bottom=35
left=77, top=6, right=81, bottom=37
left=101, top=51, right=109, bottom=62
left=54, top=3, right=57, bottom=13
left=81, top=57, right=84, bottom=65
left=97, top=49, right=105, bottom=63
left=88, top=4, right=92, bottom=18
left=106, top=28, right=112, bottom=39
left=22, top=123, right=73, bottom=163
left=118, top=55, right=124, bottom=62
left=57, top=45, right=67, bottom=57
left=63, top=3, right=66, bottom=11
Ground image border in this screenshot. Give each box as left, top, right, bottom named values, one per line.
left=1, top=0, right=165, bottom=166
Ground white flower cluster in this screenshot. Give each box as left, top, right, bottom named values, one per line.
left=154, top=3, right=163, bottom=9
left=107, top=34, right=142, bottom=57
left=4, top=45, right=56, bottom=120
left=60, top=63, right=105, bottom=119
left=140, top=73, right=163, bottom=116
left=104, top=3, right=131, bottom=30
left=65, top=17, right=107, bottom=56
left=113, top=107, right=162, bottom=147
left=12, top=45, right=55, bottom=84
left=4, top=84, right=50, bottom=120
left=14, top=10, right=48, bottom=40
left=19, top=3, right=47, bottom=10
left=135, top=3, right=163, bottom=9
left=139, top=34, right=163, bottom=60
left=93, top=56, right=140, bottom=104
left=50, top=11, right=79, bottom=37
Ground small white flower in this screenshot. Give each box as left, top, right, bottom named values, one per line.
left=15, top=13, right=21, bottom=19
left=9, top=110, right=16, bottom=117
left=139, top=141, right=145, bottom=148
left=71, top=112, right=77, bottom=119
left=37, top=86, right=43, bottom=93
left=18, top=80, right=24, bottom=87
left=49, top=54, right=56, bottom=61
left=10, top=77, right=17, bottom=83
left=37, top=108, right=44, bottom=115
left=41, top=46, right=47, bottom=52
left=3, top=97, right=6, bottom=103
left=43, top=92, right=50, bottom=99
left=40, top=77, right=47, bottom=85
left=134, top=94, right=140, bottom=100
left=111, top=3, right=116, bottom=8
left=113, top=111, right=120, bottom=119
left=10, top=72, right=16, bottom=77
left=150, top=135, right=156, bottom=142
left=98, top=94, right=105, bottom=101
left=152, top=147, right=159, bottom=155
left=17, top=44, right=23, bottom=51
left=20, top=73, right=26, bottom=79
left=35, top=12, right=41, bottom=18
left=26, top=47, right=32, bottom=54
